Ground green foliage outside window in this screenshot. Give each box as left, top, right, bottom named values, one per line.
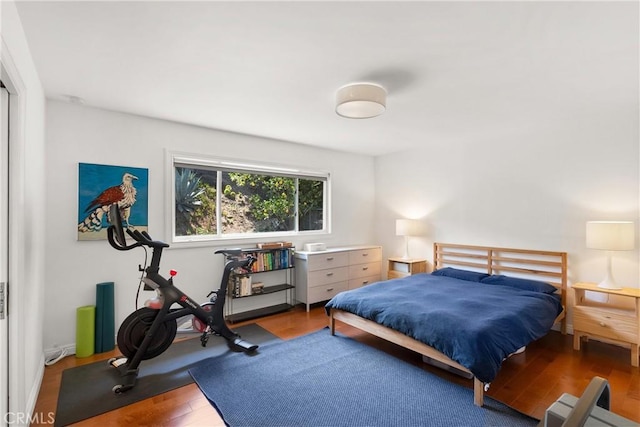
left=298, top=179, right=323, bottom=231
left=228, top=173, right=295, bottom=232
left=175, top=168, right=207, bottom=236
left=175, top=165, right=325, bottom=238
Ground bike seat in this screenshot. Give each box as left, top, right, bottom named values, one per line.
left=215, top=248, right=244, bottom=256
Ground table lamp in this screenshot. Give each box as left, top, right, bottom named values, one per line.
left=396, top=219, right=422, bottom=259
left=586, top=221, right=635, bottom=289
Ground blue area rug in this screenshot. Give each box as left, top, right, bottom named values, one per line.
left=189, top=328, right=539, bottom=427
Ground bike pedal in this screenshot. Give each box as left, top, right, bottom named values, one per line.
left=200, top=333, right=210, bottom=347
left=109, top=357, right=128, bottom=368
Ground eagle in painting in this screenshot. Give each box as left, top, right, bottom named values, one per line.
left=77, top=172, right=138, bottom=232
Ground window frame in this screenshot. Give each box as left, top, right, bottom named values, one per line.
left=166, top=151, right=331, bottom=245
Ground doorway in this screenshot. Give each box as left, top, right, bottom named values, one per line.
left=0, top=83, right=9, bottom=425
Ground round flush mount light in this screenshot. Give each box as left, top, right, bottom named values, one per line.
left=335, top=83, right=387, bottom=119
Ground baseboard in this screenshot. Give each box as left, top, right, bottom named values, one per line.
left=26, top=355, right=46, bottom=421
left=44, top=333, right=122, bottom=361
left=44, top=343, right=76, bottom=362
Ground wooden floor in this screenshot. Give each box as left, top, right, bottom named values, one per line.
left=33, top=305, right=640, bottom=426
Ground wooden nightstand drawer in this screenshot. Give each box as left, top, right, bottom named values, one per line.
left=573, top=306, right=638, bottom=344
left=307, top=267, right=348, bottom=287
left=572, top=282, right=640, bottom=367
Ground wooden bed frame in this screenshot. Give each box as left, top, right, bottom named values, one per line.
left=329, top=242, right=568, bottom=407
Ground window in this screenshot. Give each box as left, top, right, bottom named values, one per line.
left=170, top=153, right=329, bottom=243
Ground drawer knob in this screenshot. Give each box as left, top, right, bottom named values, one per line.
left=362, top=253, right=369, bottom=257
left=362, top=267, right=368, bottom=271
left=326, top=272, right=334, bottom=276
left=599, top=322, right=607, bottom=327
left=327, top=288, right=334, bottom=292
left=363, top=281, right=369, bottom=284
left=326, top=257, right=334, bottom=261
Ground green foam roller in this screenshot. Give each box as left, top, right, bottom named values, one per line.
left=76, top=305, right=95, bottom=358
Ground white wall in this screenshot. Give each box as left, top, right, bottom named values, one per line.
left=44, top=100, right=376, bottom=350
left=1, top=0, right=47, bottom=421
left=374, top=104, right=639, bottom=328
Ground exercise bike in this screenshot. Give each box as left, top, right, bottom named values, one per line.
left=106, top=204, right=258, bottom=394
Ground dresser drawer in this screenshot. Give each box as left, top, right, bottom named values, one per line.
left=308, top=266, right=349, bottom=287
left=306, top=252, right=349, bottom=271
left=348, top=261, right=381, bottom=280
left=573, top=306, right=638, bottom=344
left=349, top=247, right=382, bottom=265
left=308, top=281, right=348, bottom=303
left=348, top=275, right=381, bottom=290
left=295, top=246, right=383, bottom=311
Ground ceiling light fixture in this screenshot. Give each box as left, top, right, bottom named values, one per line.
left=336, top=83, right=386, bottom=119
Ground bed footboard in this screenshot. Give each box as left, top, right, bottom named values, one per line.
left=329, top=308, right=485, bottom=407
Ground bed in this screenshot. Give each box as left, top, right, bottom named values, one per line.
left=326, top=243, right=567, bottom=407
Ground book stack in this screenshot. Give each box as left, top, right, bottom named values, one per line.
left=230, top=275, right=253, bottom=297
left=251, top=281, right=264, bottom=294
left=249, top=248, right=295, bottom=272
left=239, top=276, right=252, bottom=296
left=257, top=241, right=293, bottom=249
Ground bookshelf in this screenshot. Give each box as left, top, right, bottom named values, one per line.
left=224, top=247, right=295, bottom=323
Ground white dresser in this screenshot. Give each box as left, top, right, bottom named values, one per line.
left=294, top=245, right=382, bottom=311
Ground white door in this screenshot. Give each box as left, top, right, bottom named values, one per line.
left=0, top=84, right=9, bottom=427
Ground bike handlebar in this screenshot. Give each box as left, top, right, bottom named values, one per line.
left=107, top=226, right=139, bottom=251
left=106, top=206, right=254, bottom=271
left=106, top=204, right=169, bottom=252
left=214, top=248, right=243, bottom=257
left=214, top=249, right=256, bottom=270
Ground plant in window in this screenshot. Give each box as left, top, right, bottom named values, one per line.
left=228, top=173, right=294, bottom=232
left=175, top=168, right=205, bottom=235
left=190, top=182, right=217, bottom=235
left=298, top=179, right=323, bottom=231
left=223, top=184, right=238, bottom=200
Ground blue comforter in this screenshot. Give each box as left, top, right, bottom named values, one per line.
left=324, top=274, right=563, bottom=383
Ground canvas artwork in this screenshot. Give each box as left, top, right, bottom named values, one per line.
left=77, top=163, right=149, bottom=241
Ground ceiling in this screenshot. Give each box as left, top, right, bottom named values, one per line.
left=13, top=1, right=638, bottom=156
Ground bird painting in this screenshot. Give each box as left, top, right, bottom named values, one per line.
left=78, top=172, right=138, bottom=233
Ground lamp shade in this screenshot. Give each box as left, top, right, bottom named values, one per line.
left=586, top=221, right=635, bottom=251
left=336, top=83, right=386, bottom=119
left=396, top=219, right=422, bottom=237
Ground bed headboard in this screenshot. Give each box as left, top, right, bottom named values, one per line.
left=433, top=242, right=568, bottom=332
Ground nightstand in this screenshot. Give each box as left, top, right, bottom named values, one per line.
left=572, top=282, right=640, bottom=367
left=387, top=257, right=427, bottom=280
